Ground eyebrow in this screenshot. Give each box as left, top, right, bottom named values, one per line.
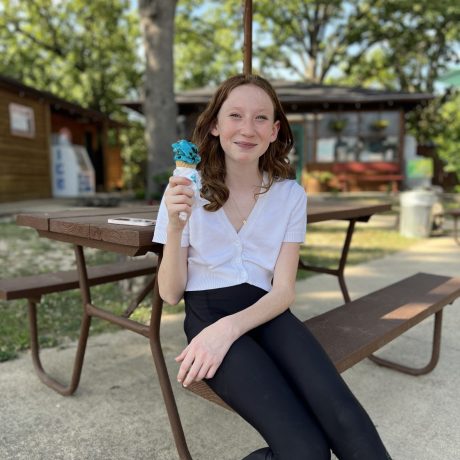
left=224, top=106, right=272, bottom=113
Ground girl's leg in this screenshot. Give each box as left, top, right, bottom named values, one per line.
left=184, top=287, right=331, bottom=460
left=204, top=333, right=331, bottom=460
left=250, top=309, right=391, bottom=460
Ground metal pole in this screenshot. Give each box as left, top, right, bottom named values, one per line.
left=243, top=0, right=252, bottom=75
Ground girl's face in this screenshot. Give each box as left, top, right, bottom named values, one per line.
left=211, top=84, right=280, bottom=168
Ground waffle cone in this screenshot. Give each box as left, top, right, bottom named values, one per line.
left=175, top=161, right=196, bottom=169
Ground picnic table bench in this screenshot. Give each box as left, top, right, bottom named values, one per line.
left=186, top=273, right=460, bottom=413
left=5, top=205, right=460, bottom=459
left=332, top=162, right=403, bottom=193
left=0, top=257, right=157, bottom=395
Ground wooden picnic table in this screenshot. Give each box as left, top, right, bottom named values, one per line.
left=17, top=201, right=391, bottom=302
left=16, top=199, right=391, bottom=460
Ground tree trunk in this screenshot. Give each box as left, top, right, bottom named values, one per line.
left=139, top=0, right=178, bottom=199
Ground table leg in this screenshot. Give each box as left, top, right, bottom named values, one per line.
left=298, top=219, right=356, bottom=303
left=122, top=275, right=155, bottom=318
left=26, top=245, right=93, bottom=396
left=149, top=251, right=193, bottom=460
left=453, top=214, right=459, bottom=245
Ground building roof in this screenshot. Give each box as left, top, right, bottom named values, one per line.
left=0, top=74, right=123, bottom=127
left=119, top=80, right=434, bottom=115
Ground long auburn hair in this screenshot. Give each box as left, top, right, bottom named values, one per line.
left=192, top=74, right=294, bottom=211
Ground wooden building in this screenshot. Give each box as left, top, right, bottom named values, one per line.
left=123, top=81, right=433, bottom=192
left=0, top=75, right=124, bottom=202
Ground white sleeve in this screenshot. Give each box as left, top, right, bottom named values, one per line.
left=283, top=185, right=307, bottom=243
left=152, top=186, right=190, bottom=247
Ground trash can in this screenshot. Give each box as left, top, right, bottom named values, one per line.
left=399, top=189, right=438, bottom=238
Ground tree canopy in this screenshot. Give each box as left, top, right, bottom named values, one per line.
left=175, top=0, right=242, bottom=89
left=0, top=0, right=142, bottom=115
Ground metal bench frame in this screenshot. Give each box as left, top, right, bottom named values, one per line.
left=0, top=253, right=156, bottom=396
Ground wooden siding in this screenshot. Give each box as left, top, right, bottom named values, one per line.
left=105, top=146, right=124, bottom=190
left=0, top=89, right=51, bottom=202
left=50, top=112, right=100, bottom=148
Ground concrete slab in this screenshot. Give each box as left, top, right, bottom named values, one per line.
left=1, top=205, right=459, bottom=459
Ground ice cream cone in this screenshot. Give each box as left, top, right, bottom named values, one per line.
left=175, top=160, right=196, bottom=169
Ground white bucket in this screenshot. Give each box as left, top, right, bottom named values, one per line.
left=399, top=190, right=438, bottom=238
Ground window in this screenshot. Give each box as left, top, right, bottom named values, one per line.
left=9, top=103, right=35, bottom=138
left=315, top=111, right=400, bottom=163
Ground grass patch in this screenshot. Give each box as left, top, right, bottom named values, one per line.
left=0, top=216, right=418, bottom=362
left=297, top=221, right=417, bottom=281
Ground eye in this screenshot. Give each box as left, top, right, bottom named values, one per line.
left=229, top=113, right=241, bottom=119
left=256, top=115, right=269, bottom=121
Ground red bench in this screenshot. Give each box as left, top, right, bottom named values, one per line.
left=332, top=162, right=404, bottom=192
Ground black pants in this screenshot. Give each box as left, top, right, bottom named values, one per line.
left=184, top=284, right=391, bottom=460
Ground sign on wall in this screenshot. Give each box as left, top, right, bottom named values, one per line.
left=8, top=103, right=35, bottom=138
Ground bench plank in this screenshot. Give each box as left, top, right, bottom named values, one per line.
left=305, top=273, right=460, bottom=373
left=186, top=272, right=460, bottom=411
left=0, top=258, right=157, bottom=301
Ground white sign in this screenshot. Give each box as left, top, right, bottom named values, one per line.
left=9, top=103, right=35, bottom=138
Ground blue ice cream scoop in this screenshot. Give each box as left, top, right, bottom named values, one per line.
left=172, top=140, right=201, bottom=166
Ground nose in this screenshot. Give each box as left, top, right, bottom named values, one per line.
left=240, top=117, right=255, bottom=136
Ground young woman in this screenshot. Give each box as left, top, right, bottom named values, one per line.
left=153, top=74, right=391, bottom=460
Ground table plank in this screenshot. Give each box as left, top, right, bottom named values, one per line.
left=17, top=201, right=391, bottom=251
left=307, top=202, right=391, bottom=224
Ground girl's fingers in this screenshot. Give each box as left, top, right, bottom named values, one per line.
left=169, top=176, right=192, bottom=187
left=168, top=194, right=193, bottom=206
left=195, top=364, right=211, bottom=383
left=168, top=184, right=194, bottom=197
left=182, top=359, right=203, bottom=387
left=206, top=365, right=218, bottom=380
left=175, top=346, right=188, bottom=362
left=177, top=352, right=195, bottom=383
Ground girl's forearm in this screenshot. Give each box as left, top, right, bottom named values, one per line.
left=225, top=285, right=295, bottom=340
left=158, top=228, right=188, bottom=305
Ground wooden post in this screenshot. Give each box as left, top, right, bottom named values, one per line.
left=243, top=0, right=252, bottom=75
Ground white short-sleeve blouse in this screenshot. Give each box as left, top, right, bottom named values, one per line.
left=153, top=175, right=307, bottom=292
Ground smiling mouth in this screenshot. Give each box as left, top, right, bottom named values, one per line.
left=235, top=141, right=257, bottom=148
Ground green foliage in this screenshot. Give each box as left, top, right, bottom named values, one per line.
left=151, top=169, right=174, bottom=200
left=254, top=0, right=347, bottom=81
left=339, top=0, right=460, bottom=94
left=432, top=93, right=460, bottom=184
left=0, top=0, right=143, bottom=115
left=405, top=90, right=460, bottom=185
left=304, top=170, right=335, bottom=184
left=120, top=120, right=148, bottom=193
left=175, top=0, right=242, bottom=89
left=329, top=119, right=348, bottom=133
